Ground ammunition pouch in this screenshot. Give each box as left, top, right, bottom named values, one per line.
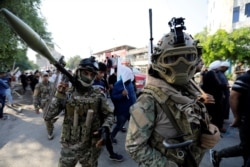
left=61, top=95, right=102, bottom=144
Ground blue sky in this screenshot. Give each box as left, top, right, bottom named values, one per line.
left=29, top=0, right=208, bottom=60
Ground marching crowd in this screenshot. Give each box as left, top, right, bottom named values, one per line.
left=1, top=18, right=250, bottom=167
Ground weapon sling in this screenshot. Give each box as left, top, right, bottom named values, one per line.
left=159, top=102, right=197, bottom=167
left=144, top=85, right=197, bottom=167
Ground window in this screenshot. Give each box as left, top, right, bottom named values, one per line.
left=245, top=3, right=250, bottom=17
left=232, top=6, right=240, bottom=23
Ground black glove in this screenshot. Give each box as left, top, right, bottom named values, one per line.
left=98, top=126, right=109, bottom=142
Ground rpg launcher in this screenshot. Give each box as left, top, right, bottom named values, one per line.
left=0, top=8, right=75, bottom=86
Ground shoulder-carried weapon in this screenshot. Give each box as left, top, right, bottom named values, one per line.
left=0, top=8, right=76, bottom=86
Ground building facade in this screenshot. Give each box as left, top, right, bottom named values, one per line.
left=36, top=47, right=62, bottom=71
left=93, top=45, right=150, bottom=74
left=207, top=0, right=250, bottom=34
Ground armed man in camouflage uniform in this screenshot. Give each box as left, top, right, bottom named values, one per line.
left=44, top=57, right=114, bottom=167
left=125, top=17, right=221, bottom=167
left=33, top=72, right=55, bottom=139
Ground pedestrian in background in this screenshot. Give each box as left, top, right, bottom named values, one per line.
left=30, top=70, right=40, bottom=92
left=93, top=62, right=108, bottom=94
left=110, top=65, right=136, bottom=144
left=33, top=72, right=54, bottom=139
left=19, top=71, right=28, bottom=93
left=218, top=61, right=231, bottom=120
left=210, top=69, right=250, bottom=167
left=108, top=67, right=117, bottom=122
left=2, top=71, right=13, bottom=107
left=0, top=67, right=9, bottom=120
left=92, top=62, right=123, bottom=162
left=234, top=61, right=245, bottom=79
left=202, top=60, right=227, bottom=133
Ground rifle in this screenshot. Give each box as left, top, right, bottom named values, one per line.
left=0, top=8, right=75, bottom=86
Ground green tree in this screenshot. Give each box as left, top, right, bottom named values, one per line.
left=203, top=29, right=232, bottom=64
left=0, top=0, right=52, bottom=70
left=230, top=27, right=250, bottom=63
left=194, top=27, right=208, bottom=44
left=194, top=27, right=250, bottom=65
left=66, top=55, right=82, bottom=70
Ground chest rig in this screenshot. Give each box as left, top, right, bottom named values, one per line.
left=35, top=82, right=53, bottom=108
left=142, top=84, right=210, bottom=167
left=61, top=91, right=102, bottom=144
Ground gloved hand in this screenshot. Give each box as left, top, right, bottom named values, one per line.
left=95, top=126, right=109, bottom=148
left=99, top=126, right=109, bottom=141
left=57, top=81, right=69, bottom=94
left=200, top=124, right=221, bottom=149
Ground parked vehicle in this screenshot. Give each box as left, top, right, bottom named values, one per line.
left=131, top=67, right=147, bottom=95
left=121, top=60, right=147, bottom=95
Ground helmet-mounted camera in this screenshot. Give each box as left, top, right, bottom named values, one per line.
left=168, top=17, right=186, bottom=46
left=78, top=56, right=99, bottom=73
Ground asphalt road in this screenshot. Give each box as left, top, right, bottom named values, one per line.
left=0, top=87, right=243, bottom=167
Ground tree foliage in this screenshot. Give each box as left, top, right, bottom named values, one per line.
left=66, top=55, right=82, bottom=70
left=0, top=0, right=51, bottom=70
left=195, top=27, right=250, bottom=66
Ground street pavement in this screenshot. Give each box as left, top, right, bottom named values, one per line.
left=0, top=86, right=244, bottom=167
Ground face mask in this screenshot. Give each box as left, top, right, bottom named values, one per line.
left=156, top=46, right=198, bottom=86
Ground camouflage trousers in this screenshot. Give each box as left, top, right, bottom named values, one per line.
left=45, top=120, right=54, bottom=135
left=58, top=142, right=101, bottom=167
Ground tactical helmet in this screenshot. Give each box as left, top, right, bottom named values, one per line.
left=78, top=56, right=99, bottom=73
left=151, top=17, right=198, bottom=86
left=75, top=56, right=99, bottom=90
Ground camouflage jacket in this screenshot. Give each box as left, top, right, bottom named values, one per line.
left=33, top=81, right=53, bottom=110
left=44, top=87, right=114, bottom=145
left=125, top=76, right=210, bottom=167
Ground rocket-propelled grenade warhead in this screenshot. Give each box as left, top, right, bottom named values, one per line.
left=1, top=8, right=75, bottom=85
left=0, top=8, right=56, bottom=64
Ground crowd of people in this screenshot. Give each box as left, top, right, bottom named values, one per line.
left=1, top=17, right=250, bottom=167
left=198, top=60, right=250, bottom=167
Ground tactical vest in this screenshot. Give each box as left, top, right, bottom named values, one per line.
left=34, top=82, right=53, bottom=108
left=61, top=91, right=102, bottom=145
left=142, top=85, right=209, bottom=167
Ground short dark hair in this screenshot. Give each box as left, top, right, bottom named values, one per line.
left=98, top=62, right=107, bottom=72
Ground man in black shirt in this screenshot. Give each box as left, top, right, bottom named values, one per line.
left=30, top=71, right=40, bottom=92
left=211, top=70, right=250, bottom=167
left=19, top=71, right=28, bottom=93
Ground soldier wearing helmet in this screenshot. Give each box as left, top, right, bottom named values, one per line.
left=44, top=56, right=114, bottom=167
left=125, top=17, right=220, bottom=167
